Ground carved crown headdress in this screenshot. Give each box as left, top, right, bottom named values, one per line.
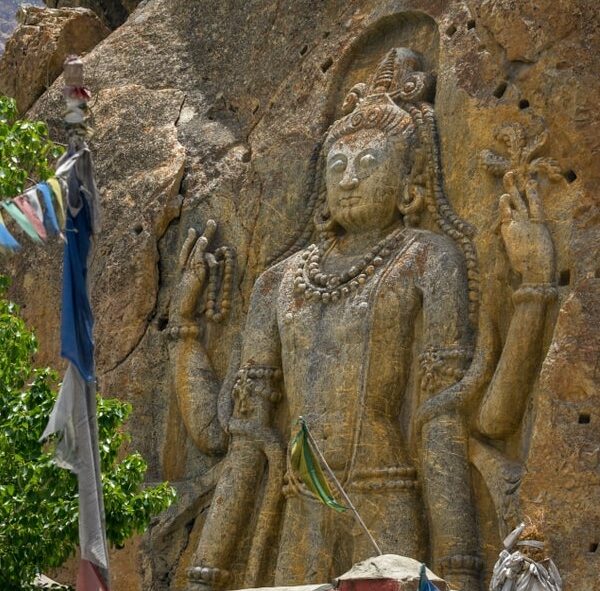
left=270, top=47, right=480, bottom=324
left=324, top=47, right=435, bottom=149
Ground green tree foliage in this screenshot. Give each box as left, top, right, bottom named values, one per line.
left=0, top=96, right=64, bottom=199
left=0, top=95, right=176, bottom=587
left=0, top=276, right=176, bottom=589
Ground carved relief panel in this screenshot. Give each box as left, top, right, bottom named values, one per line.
left=148, top=6, right=587, bottom=591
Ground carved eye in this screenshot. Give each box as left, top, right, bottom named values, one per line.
left=359, top=153, right=376, bottom=169
left=330, top=158, right=346, bottom=173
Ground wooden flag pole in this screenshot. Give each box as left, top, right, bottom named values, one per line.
left=302, top=418, right=383, bottom=556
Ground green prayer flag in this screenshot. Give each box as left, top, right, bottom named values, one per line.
left=290, top=418, right=346, bottom=513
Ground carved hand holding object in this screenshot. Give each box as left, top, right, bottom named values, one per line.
left=171, top=219, right=217, bottom=324
left=499, top=172, right=555, bottom=284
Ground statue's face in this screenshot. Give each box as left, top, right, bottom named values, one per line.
left=325, top=128, right=406, bottom=233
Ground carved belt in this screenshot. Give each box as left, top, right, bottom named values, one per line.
left=283, top=465, right=419, bottom=500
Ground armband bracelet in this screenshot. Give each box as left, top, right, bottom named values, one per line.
left=167, top=323, right=200, bottom=340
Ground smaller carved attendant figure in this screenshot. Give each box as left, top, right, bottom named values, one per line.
left=490, top=521, right=562, bottom=591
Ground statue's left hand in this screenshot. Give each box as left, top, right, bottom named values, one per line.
left=499, top=172, right=555, bottom=284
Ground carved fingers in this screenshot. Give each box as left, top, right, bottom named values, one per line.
left=498, top=173, right=555, bottom=283
left=499, top=172, right=545, bottom=224
left=525, top=179, right=544, bottom=222
left=179, top=227, right=198, bottom=271
left=188, top=219, right=217, bottom=278
left=500, top=171, right=527, bottom=223
left=172, top=220, right=218, bottom=321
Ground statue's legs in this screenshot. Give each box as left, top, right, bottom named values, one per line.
left=188, top=440, right=265, bottom=591
left=350, top=487, right=426, bottom=563
left=274, top=495, right=354, bottom=584
left=275, top=485, right=425, bottom=584
left=421, top=412, right=482, bottom=591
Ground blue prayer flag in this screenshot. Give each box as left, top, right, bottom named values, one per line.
left=37, top=182, right=61, bottom=235
left=419, top=564, right=441, bottom=591
left=0, top=210, right=20, bottom=251
left=60, top=186, right=95, bottom=382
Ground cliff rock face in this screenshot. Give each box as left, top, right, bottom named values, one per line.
left=3, top=1, right=599, bottom=589
left=0, top=6, right=109, bottom=112
left=0, top=0, right=44, bottom=52
left=43, top=0, right=141, bottom=28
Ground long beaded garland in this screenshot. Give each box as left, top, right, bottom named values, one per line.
left=293, top=226, right=406, bottom=302
left=205, top=246, right=235, bottom=322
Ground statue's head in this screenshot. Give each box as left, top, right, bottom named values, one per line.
left=270, top=47, right=479, bottom=324
left=319, top=48, right=435, bottom=234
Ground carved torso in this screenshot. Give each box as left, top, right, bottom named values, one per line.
left=275, top=228, right=470, bottom=482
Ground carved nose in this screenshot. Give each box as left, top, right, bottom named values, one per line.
left=339, top=176, right=359, bottom=191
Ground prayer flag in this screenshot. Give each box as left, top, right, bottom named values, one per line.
left=1, top=200, right=43, bottom=243
left=290, top=418, right=346, bottom=512
left=55, top=150, right=82, bottom=178
left=0, top=210, right=20, bottom=251
left=14, top=193, right=47, bottom=240
left=47, top=177, right=66, bottom=229
left=37, top=182, right=61, bottom=235
left=42, top=166, right=109, bottom=589
left=418, top=564, right=441, bottom=591
left=23, top=188, right=45, bottom=227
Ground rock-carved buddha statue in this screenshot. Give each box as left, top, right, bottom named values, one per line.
left=167, top=48, right=557, bottom=591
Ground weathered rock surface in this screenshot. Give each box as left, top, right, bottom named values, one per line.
left=43, top=0, right=142, bottom=28
left=520, top=278, right=600, bottom=586
left=2, top=0, right=598, bottom=589
left=0, top=0, right=44, bottom=53
left=0, top=6, right=109, bottom=112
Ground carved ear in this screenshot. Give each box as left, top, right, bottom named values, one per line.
left=341, top=83, right=367, bottom=115
left=313, top=198, right=336, bottom=235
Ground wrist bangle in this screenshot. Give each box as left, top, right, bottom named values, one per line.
left=167, top=323, right=200, bottom=340
left=513, top=283, right=557, bottom=304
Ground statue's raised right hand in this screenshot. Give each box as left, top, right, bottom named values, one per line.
left=171, top=220, right=217, bottom=322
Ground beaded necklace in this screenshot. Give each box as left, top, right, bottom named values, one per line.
left=293, top=226, right=406, bottom=302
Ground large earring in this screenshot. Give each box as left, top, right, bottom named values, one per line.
left=398, top=183, right=424, bottom=227
left=313, top=195, right=336, bottom=239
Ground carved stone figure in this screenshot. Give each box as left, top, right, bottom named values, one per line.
left=167, top=48, right=557, bottom=591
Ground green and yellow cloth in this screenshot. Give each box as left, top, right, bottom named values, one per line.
left=290, top=418, right=346, bottom=513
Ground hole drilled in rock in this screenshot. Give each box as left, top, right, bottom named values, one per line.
left=579, top=413, right=591, bottom=424
left=157, top=317, right=168, bottom=331
left=320, top=57, right=333, bottom=73
left=133, top=223, right=143, bottom=235
left=564, top=169, right=577, bottom=183
left=446, top=24, right=457, bottom=37
left=559, top=269, right=571, bottom=286
left=493, top=81, right=508, bottom=99
left=590, top=542, right=599, bottom=553
left=519, top=99, right=530, bottom=109
left=467, top=19, right=476, bottom=29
